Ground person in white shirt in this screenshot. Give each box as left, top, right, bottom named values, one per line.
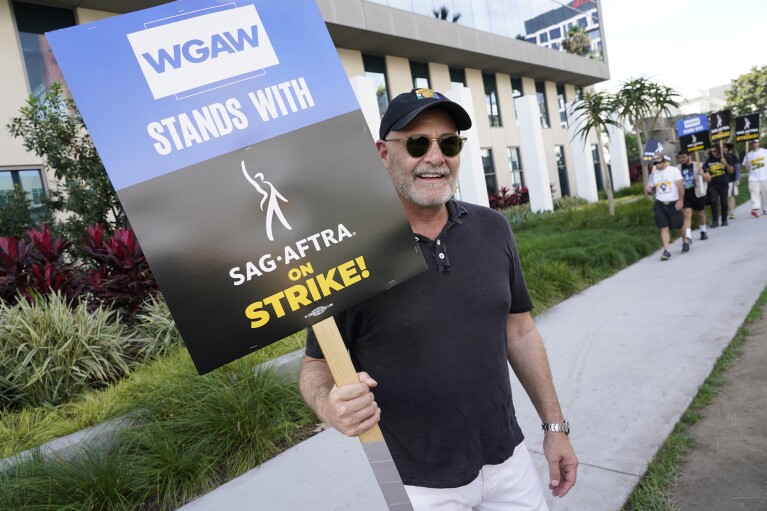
left=646, top=153, right=684, bottom=260
left=741, top=139, right=767, bottom=217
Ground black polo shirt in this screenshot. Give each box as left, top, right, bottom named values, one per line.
left=305, top=200, right=532, bottom=488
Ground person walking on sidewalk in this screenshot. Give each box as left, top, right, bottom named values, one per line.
left=299, top=88, right=577, bottom=510
left=703, top=144, right=735, bottom=227
left=742, top=139, right=767, bottom=218
left=723, top=143, right=741, bottom=219
left=677, top=150, right=710, bottom=246
left=646, top=153, right=684, bottom=260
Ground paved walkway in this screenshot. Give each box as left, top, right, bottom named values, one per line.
left=178, top=201, right=767, bottom=511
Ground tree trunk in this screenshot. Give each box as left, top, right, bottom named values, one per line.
left=600, top=142, right=615, bottom=216
left=633, top=128, right=650, bottom=197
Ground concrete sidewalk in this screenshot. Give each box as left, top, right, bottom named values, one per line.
left=179, top=201, right=767, bottom=511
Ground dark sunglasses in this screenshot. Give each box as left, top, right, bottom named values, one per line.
left=386, top=135, right=467, bottom=158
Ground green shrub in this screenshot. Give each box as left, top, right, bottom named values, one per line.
left=0, top=358, right=315, bottom=510
left=0, top=186, right=35, bottom=239
left=613, top=181, right=645, bottom=198
left=553, top=195, right=589, bottom=210
left=0, top=293, right=133, bottom=410
left=131, top=295, right=182, bottom=360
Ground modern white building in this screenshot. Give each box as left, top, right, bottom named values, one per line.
left=1, top=0, right=621, bottom=218
left=524, top=0, right=602, bottom=57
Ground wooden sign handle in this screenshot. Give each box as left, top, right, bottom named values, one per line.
left=311, top=317, right=385, bottom=444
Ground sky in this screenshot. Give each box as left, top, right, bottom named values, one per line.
left=597, top=0, right=767, bottom=98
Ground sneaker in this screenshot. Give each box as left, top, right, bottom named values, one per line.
left=701, top=231, right=708, bottom=240
left=682, top=242, right=690, bottom=253
left=660, top=250, right=671, bottom=261
left=729, top=212, right=736, bottom=219
left=752, top=210, right=760, bottom=218
left=721, top=219, right=729, bottom=226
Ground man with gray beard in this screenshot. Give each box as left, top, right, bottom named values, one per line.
left=299, top=88, right=577, bottom=510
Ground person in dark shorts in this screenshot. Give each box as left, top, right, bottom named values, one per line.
left=703, top=145, right=735, bottom=227
left=646, top=153, right=684, bottom=260
left=677, top=150, right=711, bottom=248
left=723, top=143, right=741, bottom=219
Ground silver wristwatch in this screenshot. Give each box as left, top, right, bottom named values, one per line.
left=541, top=419, right=570, bottom=435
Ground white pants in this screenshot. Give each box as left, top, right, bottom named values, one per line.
left=749, top=180, right=767, bottom=211
left=404, top=442, right=548, bottom=511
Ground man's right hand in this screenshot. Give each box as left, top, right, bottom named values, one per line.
left=321, top=371, right=381, bottom=437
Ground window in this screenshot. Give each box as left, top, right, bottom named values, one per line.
left=539, top=32, right=548, bottom=43
left=511, top=77, right=523, bottom=123
left=12, top=2, right=75, bottom=99
left=449, top=67, right=466, bottom=88
left=507, top=147, right=525, bottom=187
left=549, top=27, right=561, bottom=40
left=575, top=87, right=584, bottom=101
left=557, top=84, right=568, bottom=128
left=551, top=42, right=559, bottom=50
left=363, top=54, right=389, bottom=118
left=481, top=148, right=497, bottom=195
left=554, top=146, right=570, bottom=197
left=535, top=81, right=550, bottom=128
left=0, top=169, right=46, bottom=222
left=577, top=17, right=587, bottom=29
left=592, top=144, right=604, bottom=191
left=483, top=72, right=501, bottom=127
left=410, top=61, right=430, bottom=89
left=526, top=36, right=537, bottom=44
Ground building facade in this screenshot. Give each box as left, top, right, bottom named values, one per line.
left=1, top=0, right=618, bottom=216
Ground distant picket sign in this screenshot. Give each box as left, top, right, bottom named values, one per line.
left=679, top=130, right=711, bottom=154
left=643, top=138, right=666, bottom=161
left=708, top=109, right=731, bottom=142
left=675, top=114, right=708, bottom=137
left=735, top=113, right=760, bottom=142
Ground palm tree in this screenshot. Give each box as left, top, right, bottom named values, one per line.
left=562, top=26, right=591, bottom=56
left=570, top=91, right=622, bottom=215
left=433, top=6, right=461, bottom=22
left=613, top=77, right=680, bottom=195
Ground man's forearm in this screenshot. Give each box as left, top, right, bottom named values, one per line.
left=299, top=356, right=335, bottom=422
left=506, top=314, right=564, bottom=423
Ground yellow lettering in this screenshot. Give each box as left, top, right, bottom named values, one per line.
left=245, top=301, right=270, bottom=329
left=263, top=291, right=287, bottom=318
left=242, top=256, right=372, bottom=329
left=285, top=284, right=311, bottom=311
left=316, top=268, right=345, bottom=295
left=337, top=260, right=361, bottom=286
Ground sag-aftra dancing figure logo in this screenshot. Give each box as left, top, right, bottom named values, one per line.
left=242, top=161, right=292, bottom=241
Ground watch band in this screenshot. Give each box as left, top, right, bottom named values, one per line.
left=541, top=419, right=570, bottom=434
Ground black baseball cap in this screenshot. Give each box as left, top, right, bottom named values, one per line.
left=379, top=88, right=472, bottom=140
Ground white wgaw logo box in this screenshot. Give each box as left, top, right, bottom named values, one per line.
left=127, top=5, right=279, bottom=99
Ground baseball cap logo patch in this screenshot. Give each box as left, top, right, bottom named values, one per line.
left=414, top=88, right=441, bottom=100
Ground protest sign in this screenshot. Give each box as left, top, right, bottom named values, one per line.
left=643, top=138, right=666, bottom=161
left=49, top=2, right=425, bottom=507
left=679, top=130, right=710, bottom=153
left=676, top=114, right=708, bottom=137
left=708, top=109, right=731, bottom=141
left=46, top=0, right=427, bottom=375
left=735, top=113, right=760, bottom=142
